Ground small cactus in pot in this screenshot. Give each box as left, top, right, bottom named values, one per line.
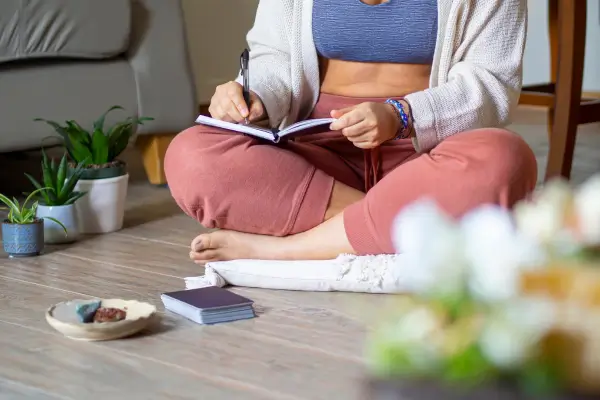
left=0, top=188, right=67, bottom=257
left=24, top=149, right=87, bottom=244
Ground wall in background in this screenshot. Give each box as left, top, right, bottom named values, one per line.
left=182, top=0, right=600, bottom=105
left=522, top=0, right=599, bottom=91
left=181, top=0, right=258, bottom=104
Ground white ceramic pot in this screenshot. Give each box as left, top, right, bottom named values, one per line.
left=36, top=204, right=79, bottom=244
left=74, top=173, right=129, bottom=234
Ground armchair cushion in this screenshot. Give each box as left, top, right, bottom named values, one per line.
left=0, top=0, right=131, bottom=64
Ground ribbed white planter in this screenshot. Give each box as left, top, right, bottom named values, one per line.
left=74, top=174, right=129, bottom=234
left=36, top=204, right=79, bottom=244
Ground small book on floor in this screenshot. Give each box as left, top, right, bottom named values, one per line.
left=195, top=115, right=335, bottom=143
left=161, top=286, right=255, bottom=325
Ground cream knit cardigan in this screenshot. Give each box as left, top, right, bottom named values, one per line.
left=237, top=0, right=527, bottom=152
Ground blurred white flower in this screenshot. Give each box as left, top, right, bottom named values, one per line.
left=479, top=298, right=556, bottom=369
left=574, top=174, right=600, bottom=246
left=505, top=297, right=557, bottom=333
left=460, top=205, right=547, bottom=303
left=391, top=306, right=442, bottom=342
left=385, top=306, right=444, bottom=370
left=513, top=179, right=573, bottom=246
left=479, top=318, right=533, bottom=369
left=514, top=179, right=583, bottom=257
left=513, top=202, right=560, bottom=244
left=391, top=199, right=467, bottom=298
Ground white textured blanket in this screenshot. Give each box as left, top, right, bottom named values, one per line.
left=185, top=254, right=409, bottom=294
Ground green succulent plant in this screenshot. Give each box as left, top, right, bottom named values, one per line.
left=34, top=106, right=153, bottom=167
left=24, top=149, right=87, bottom=206
left=0, top=188, right=67, bottom=234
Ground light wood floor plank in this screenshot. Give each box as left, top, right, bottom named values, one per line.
left=0, top=275, right=371, bottom=399
left=0, top=321, right=265, bottom=400
left=0, top=376, right=70, bottom=400
left=0, top=253, right=182, bottom=299
left=54, top=234, right=199, bottom=278
left=117, top=214, right=209, bottom=248
left=0, top=279, right=321, bottom=399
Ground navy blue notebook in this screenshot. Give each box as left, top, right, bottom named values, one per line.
left=161, top=286, right=255, bottom=325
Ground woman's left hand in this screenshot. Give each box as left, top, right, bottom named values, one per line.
left=329, top=102, right=401, bottom=149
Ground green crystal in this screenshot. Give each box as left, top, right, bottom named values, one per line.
left=75, top=300, right=101, bottom=323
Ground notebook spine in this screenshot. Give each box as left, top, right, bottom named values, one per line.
left=271, top=129, right=281, bottom=143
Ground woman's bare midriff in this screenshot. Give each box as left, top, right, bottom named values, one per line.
left=319, top=57, right=431, bottom=98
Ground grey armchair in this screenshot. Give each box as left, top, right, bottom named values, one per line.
left=0, top=0, right=197, bottom=184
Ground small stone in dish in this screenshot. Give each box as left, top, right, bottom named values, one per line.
left=93, top=307, right=127, bottom=323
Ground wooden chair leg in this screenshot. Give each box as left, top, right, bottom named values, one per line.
left=549, top=0, right=559, bottom=83
left=545, top=0, right=586, bottom=181
left=547, top=0, right=559, bottom=139
left=135, top=133, right=177, bottom=185
left=517, top=0, right=561, bottom=109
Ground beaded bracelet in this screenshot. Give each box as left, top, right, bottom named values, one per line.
left=385, top=99, right=411, bottom=140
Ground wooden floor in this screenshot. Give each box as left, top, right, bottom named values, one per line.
left=0, top=107, right=599, bottom=399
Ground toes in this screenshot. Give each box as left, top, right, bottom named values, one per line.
left=189, top=233, right=222, bottom=263
left=190, top=235, right=202, bottom=251
left=190, top=250, right=221, bottom=263
left=191, top=234, right=213, bottom=252
left=189, top=232, right=234, bottom=263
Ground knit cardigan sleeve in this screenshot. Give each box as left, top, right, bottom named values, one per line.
left=235, top=0, right=292, bottom=128
left=404, top=0, right=527, bottom=152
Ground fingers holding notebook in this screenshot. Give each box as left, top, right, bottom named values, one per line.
left=209, top=81, right=265, bottom=123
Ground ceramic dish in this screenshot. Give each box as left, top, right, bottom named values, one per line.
left=46, top=298, right=157, bottom=341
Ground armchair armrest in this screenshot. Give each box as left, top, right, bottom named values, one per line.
left=127, top=0, right=197, bottom=134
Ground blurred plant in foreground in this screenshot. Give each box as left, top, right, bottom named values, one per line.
left=366, top=174, right=600, bottom=396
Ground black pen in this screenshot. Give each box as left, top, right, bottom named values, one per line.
left=240, top=49, right=250, bottom=124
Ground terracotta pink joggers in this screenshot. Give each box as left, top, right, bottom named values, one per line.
left=164, top=93, right=538, bottom=255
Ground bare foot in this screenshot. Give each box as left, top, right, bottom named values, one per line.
left=189, top=213, right=356, bottom=263
left=190, top=230, right=288, bottom=263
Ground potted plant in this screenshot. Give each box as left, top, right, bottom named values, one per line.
left=362, top=179, right=600, bottom=400
left=24, top=149, right=87, bottom=244
left=34, top=106, right=153, bottom=234
left=1, top=188, right=67, bottom=257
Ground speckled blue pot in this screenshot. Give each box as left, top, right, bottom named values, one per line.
left=1, top=219, right=44, bottom=258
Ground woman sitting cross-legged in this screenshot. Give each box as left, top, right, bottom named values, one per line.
left=165, top=0, right=536, bottom=263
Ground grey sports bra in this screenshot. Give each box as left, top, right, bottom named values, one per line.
left=312, top=0, right=438, bottom=64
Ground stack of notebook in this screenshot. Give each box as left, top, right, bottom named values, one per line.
left=161, top=286, right=255, bottom=325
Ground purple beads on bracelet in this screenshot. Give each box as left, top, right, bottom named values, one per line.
left=385, top=99, right=411, bottom=140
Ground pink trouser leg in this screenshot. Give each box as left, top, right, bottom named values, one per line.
left=344, top=128, right=538, bottom=255
left=164, top=126, right=359, bottom=236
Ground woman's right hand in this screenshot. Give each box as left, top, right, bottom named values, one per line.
left=208, top=81, right=266, bottom=123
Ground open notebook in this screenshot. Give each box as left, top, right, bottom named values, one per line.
left=196, top=115, right=335, bottom=143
